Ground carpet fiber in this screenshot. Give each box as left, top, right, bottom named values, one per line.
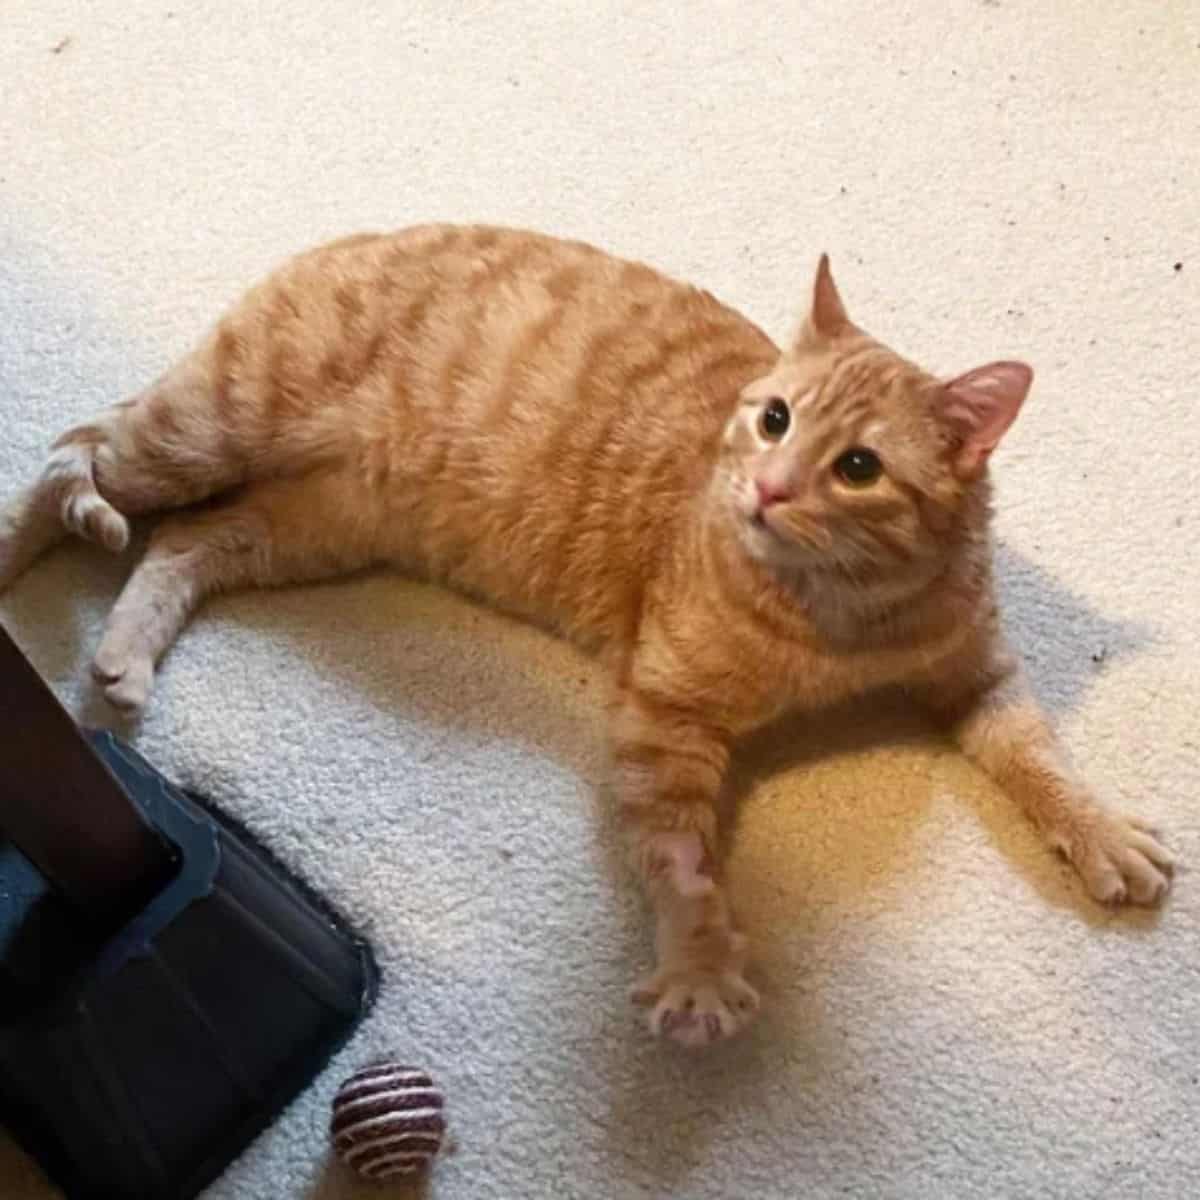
left=2, top=3, right=1199, bottom=1197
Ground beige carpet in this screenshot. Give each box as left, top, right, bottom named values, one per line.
left=2, top=2, right=1199, bottom=1197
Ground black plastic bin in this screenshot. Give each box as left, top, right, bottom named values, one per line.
left=0, top=627, right=377, bottom=1200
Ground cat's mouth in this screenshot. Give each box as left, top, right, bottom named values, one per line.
left=745, top=506, right=790, bottom=554
left=746, top=504, right=837, bottom=564
left=750, top=506, right=784, bottom=537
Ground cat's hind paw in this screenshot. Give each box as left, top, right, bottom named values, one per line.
left=632, top=963, right=760, bottom=1048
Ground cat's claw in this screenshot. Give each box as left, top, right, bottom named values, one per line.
left=1054, top=811, right=1174, bottom=906
left=633, top=965, right=759, bottom=1048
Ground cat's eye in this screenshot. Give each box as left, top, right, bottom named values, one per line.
left=833, top=447, right=883, bottom=487
left=759, top=398, right=790, bottom=441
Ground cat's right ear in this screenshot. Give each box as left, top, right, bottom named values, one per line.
left=938, top=360, right=1033, bottom=480
left=795, top=254, right=851, bottom=346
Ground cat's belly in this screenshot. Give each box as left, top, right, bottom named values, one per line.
left=372, top=474, right=650, bottom=653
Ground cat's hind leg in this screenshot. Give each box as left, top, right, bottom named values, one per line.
left=2, top=338, right=285, bottom=594
left=93, top=469, right=377, bottom=710
left=0, top=423, right=138, bottom=593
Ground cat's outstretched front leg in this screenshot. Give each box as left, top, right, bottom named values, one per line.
left=925, top=643, right=1174, bottom=906
left=610, top=688, right=759, bottom=1048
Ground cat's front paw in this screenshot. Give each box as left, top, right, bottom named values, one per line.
left=1053, top=811, right=1175, bottom=906
left=92, top=644, right=154, bottom=711
left=632, top=956, right=760, bottom=1048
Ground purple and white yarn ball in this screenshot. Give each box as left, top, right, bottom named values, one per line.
left=331, top=1063, right=446, bottom=1180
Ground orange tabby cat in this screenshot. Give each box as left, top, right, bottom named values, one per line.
left=0, top=224, right=1173, bottom=1047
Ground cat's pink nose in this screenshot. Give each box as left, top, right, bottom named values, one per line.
left=755, top=479, right=792, bottom=509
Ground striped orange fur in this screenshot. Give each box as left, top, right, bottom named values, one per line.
left=0, top=225, right=1172, bottom=1046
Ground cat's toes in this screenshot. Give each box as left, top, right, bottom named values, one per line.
left=91, top=644, right=126, bottom=685
left=105, top=664, right=153, bottom=711
left=93, top=653, right=154, bottom=711
left=632, top=965, right=759, bottom=1048
left=1055, top=812, right=1175, bottom=907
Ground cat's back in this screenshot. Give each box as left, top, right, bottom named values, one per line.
left=223, top=224, right=778, bottom=647
left=276, top=223, right=775, bottom=429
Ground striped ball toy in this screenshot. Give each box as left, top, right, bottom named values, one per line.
left=331, top=1063, right=446, bottom=1181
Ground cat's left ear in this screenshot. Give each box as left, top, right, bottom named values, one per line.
left=795, top=254, right=851, bottom=346
left=939, top=361, right=1032, bottom=479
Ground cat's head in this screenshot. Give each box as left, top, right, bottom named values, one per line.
left=719, top=257, right=1031, bottom=585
